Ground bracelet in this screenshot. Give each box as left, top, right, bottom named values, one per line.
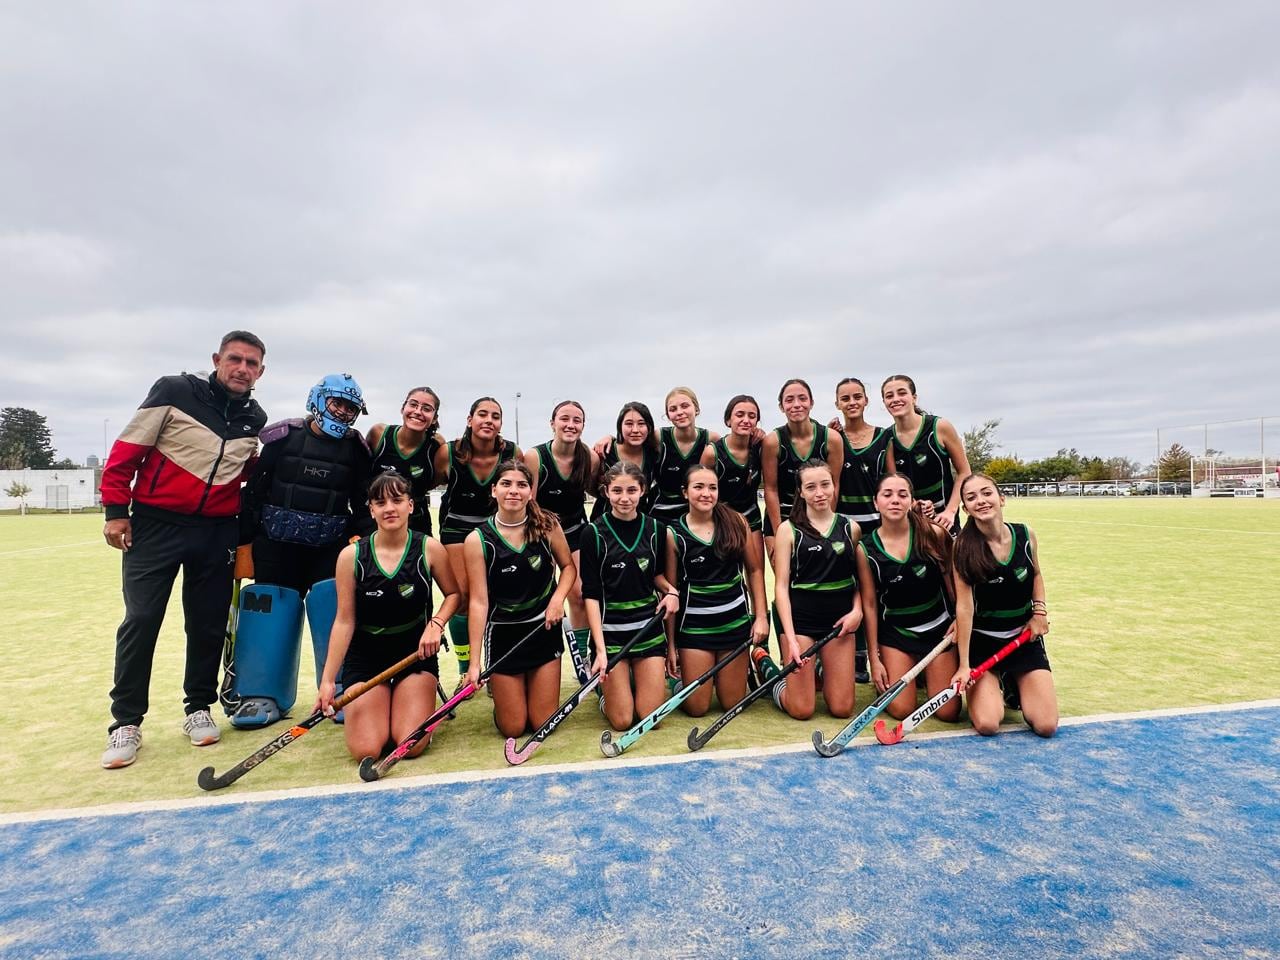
left=430, top=617, right=445, bottom=629
left=665, top=590, right=678, bottom=597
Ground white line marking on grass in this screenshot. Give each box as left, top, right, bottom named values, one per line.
left=4, top=698, right=1278, bottom=826
left=0, top=539, right=100, bottom=558
left=1035, top=518, right=1280, bottom=536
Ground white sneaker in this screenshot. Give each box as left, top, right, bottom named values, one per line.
left=183, top=709, right=221, bottom=746
left=101, top=725, right=142, bottom=769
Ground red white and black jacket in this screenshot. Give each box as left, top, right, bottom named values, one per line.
left=100, top=373, right=267, bottom=524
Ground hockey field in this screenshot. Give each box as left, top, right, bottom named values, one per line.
left=1, top=498, right=1278, bottom=957
left=1, top=703, right=1277, bottom=958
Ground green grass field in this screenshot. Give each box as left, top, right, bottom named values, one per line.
left=2, top=498, right=1277, bottom=815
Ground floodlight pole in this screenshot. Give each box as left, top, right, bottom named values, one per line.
left=515, top=393, right=521, bottom=448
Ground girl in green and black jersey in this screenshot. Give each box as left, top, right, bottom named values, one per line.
left=665, top=465, right=769, bottom=716
left=833, top=377, right=893, bottom=534
left=580, top=461, right=681, bottom=731
left=951, top=473, right=1058, bottom=738
left=648, top=386, right=719, bottom=523
left=525, top=401, right=599, bottom=672
left=762, top=378, right=844, bottom=560
left=433, top=397, right=522, bottom=685
left=881, top=374, right=970, bottom=534
left=362, top=386, right=443, bottom=537
left=857, top=473, right=960, bottom=722
left=703, top=394, right=765, bottom=558
left=754, top=460, right=863, bottom=721
left=590, top=401, right=659, bottom=522
left=464, top=461, right=577, bottom=738
left=316, top=472, right=461, bottom=760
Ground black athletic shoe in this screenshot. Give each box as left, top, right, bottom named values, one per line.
left=855, top=652, right=869, bottom=685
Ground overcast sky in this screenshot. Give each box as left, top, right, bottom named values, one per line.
left=3, top=2, right=1278, bottom=466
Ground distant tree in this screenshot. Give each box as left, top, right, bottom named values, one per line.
left=0, top=407, right=57, bottom=469
left=1027, top=448, right=1083, bottom=481
left=985, top=456, right=1027, bottom=485
left=1106, top=456, right=1142, bottom=480
left=5, top=480, right=33, bottom=515
left=1159, top=443, right=1192, bottom=482
left=962, top=419, right=1002, bottom=474
left=1079, top=457, right=1112, bottom=482
left=49, top=458, right=79, bottom=470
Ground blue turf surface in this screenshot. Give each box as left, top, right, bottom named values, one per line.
left=2, top=706, right=1278, bottom=959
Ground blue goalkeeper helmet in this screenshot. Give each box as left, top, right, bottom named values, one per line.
left=307, top=374, right=367, bottom=439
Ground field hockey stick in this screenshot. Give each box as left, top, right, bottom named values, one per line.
left=358, top=621, right=547, bottom=782
left=600, top=639, right=753, bottom=758
left=874, top=627, right=1033, bottom=745
left=687, top=626, right=843, bottom=752
left=504, top=610, right=667, bottom=766
left=197, top=648, right=422, bottom=791
left=217, top=579, right=242, bottom=714
left=564, top=623, right=598, bottom=691
left=812, top=633, right=953, bottom=757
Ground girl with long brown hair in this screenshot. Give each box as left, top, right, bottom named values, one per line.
left=665, top=465, right=769, bottom=716
left=951, top=474, right=1058, bottom=737
left=464, top=461, right=577, bottom=737
left=434, top=397, right=522, bottom=690
left=857, top=473, right=959, bottom=721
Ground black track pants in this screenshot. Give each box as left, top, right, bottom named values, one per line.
left=108, top=513, right=236, bottom=731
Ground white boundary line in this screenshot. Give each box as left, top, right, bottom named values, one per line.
left=4, top=698, right=1278, bottom=827
left=1034, top=518, right=1280, bottom=536
left=0, top=539, right=100, bottom=558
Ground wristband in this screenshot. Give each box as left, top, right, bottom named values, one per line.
left=430, top=617, right=445, bottom=629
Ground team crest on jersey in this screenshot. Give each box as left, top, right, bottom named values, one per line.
left=914, top=453, right=928, bottom=465
left=1014, top=567, right=1029, bottom=582
left=638, top=557, right=650, bottom=572
left=410, top=466, right=423, bottom=477
left=912, top=564, right=927, bottom=578
left=528, top=555, right=543, bottom=571
left=831, top=541, right=846, bottom=555
left=398, top=583, right=415, bottom=598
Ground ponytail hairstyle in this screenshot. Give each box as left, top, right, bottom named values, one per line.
left=873, top=474, right=950, bottom=575
left=722, top=394, right=761, bottom=428
left=615, top=401, right=660, bottom=453
left=367, top=469, right=412, bottom=503
left=401, top=386, right=441, bottom=443
left=550, top=400, right=592, bottom=490
left=457, top=396, right=504, bottom=466
left=491, top=460, right=559, bottom=544
left=787, top=459, right=833, bottom=539
left=776, top=378, right=815, bottom=443
left=881, top=374, right=926, bottom=416
left=682, top=465, right=746, bottom=561
left=952, top=473, right=1029, bottom=585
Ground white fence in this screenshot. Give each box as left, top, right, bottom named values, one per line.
left=0, top=469, right=99, bottom=510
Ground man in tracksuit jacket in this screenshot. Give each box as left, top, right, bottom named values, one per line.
left=99, top=331, right=268, bottom=769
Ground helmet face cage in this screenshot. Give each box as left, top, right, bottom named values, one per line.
left=307, top=374, right=367, bottom=439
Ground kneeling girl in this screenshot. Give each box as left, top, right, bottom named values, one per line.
left=756, top=460, right=863, bottom=720
left=857, top=473, right=959, bottom=721
left=951, top=473, right=1058, bottom=737
left=464, top=461, right=577, bottom=738
left=316, top=472, right=461, bottom=760
left=581, top=461, right=681, bottom=730
left=666, top=465, right=769, bottom=716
